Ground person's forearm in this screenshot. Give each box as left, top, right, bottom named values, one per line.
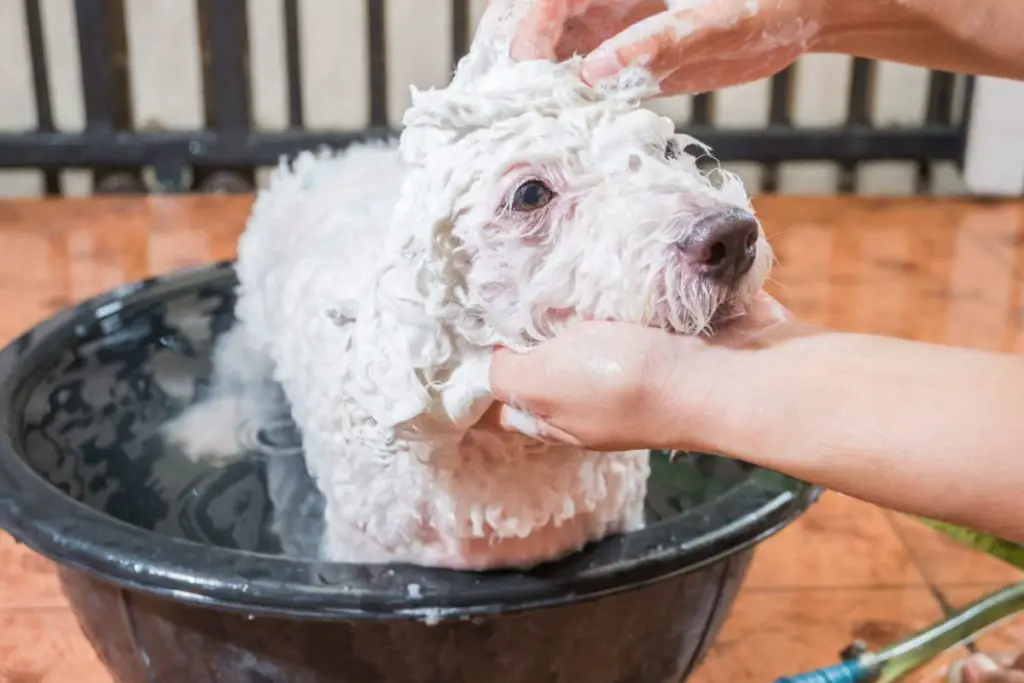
left=813, top=0, right=1024, bottom=81
left=687, top=326, right=1024, bottom=545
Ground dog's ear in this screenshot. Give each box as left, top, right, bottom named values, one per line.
left=345, top=157, right=492, bottom=435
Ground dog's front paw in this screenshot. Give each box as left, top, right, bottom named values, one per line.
left=441, top=352, right=494, bottom=431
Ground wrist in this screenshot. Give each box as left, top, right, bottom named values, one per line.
left=651, top=320, right=816, bottom=456
left=809, top=0, right=923, bottom=54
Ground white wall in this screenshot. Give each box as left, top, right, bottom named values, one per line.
left=963, top=77, right=1024, bottom=195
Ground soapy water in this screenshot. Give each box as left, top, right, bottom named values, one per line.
left=15, top=276, right=753, bottom=561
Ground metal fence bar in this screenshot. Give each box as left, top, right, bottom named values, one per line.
left=202, top=0, right=251, bottom=134
left=692, top=93, right=712, bottom=126
left=283, top=0, right=303, bottom=128
left=74, top=0, right=146, bottom=193
left=950, top=73, right=975, bottom=190
left=451, top=0, right=469, bottom=72
left=959, top=74, right=977, bottom=135
left=847, top=58, right=873, bottom=125
left=24, top=0, right=60, bottom=194
left=194, top=0, right=254, bottom=193
left=916, top=70, right=958, bottom=191
left=926, top=71, right=956, bottom=125
left=837, top=57, right=873, bottom=191
left=25, top=0, right=54, bottom=133
left=366, top=0, right=388, bottom=126
left=74, top=0, right=117, bottom=132
left=763, top=66, right=795, bottom=192
left=0, top=125, right=965, bottom=168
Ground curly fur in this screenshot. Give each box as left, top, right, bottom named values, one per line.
left=163, top=46, right=771, bottom=569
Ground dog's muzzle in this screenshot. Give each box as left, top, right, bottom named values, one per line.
left=677, top=207, right=759, bottom=286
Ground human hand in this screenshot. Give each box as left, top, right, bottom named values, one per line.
left=508, top=0, right=825, bottom=95
left=481, top=292, right=793, bottom=451
left=948, top=652, right=1024, bottom=683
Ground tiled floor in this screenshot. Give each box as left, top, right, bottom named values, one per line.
left=0, top=196, right=1023, bottom=682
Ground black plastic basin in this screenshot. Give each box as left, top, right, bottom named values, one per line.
left=0, top=262, right=819, bottom=683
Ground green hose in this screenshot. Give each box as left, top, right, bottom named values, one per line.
left=915, top=518, right=1024, bottom=570
left=773, top=583, right=1024, bottom=682
left=876, top=518, right=1023, bottom=682
left=775, top=513, right=1023, bottom=682
left=873, top=582, right=1024, bottom=682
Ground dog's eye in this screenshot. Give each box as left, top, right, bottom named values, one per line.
left=664, top=139, right=681, bottom=160
left=511, top=180, right=555, bottom=212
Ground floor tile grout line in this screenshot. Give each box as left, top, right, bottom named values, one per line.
left=883, top=510, right=949, bottom=601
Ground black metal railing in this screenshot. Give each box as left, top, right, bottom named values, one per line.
left=0, top=0, right=973, bottom=195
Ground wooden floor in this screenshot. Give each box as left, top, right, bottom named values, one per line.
left=0, top=195, right=1022, bottom=682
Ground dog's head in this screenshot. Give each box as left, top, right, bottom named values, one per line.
left=359, top=57, right=771, bottom=432
left=393, top=58, right=771, bottom=345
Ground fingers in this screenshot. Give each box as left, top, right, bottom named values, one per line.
left=490, top=340, right=575, bottom=415
left=580, top=0, right=803, bottom=94
left=499, top=405, right=582, bottom=445
left=709, top=291, right=791, bottom=339
left=748, top=291, right=792, bottom=325
left=475, top=399, right=582, bottom=446
left=513, top=0, right=782, bottom=94
left=581, top=9, right=684, bottom=87
left=484, top=346, right=584, bottom=445
left=508, top=0, right=572, bottom=60
left=582, top=2, right=743, bottom=88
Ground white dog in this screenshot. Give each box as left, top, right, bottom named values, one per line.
left=164, top=41, right=771, bottom=569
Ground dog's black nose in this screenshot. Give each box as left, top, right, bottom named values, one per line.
left=679, top=208, right=759, bottom=283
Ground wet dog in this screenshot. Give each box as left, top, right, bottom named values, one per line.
left=164, top=51, right=770, bottom=570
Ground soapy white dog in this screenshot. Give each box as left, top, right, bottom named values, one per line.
left=164, top=17, right=772, bottom=570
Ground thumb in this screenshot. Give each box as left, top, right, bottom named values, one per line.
left=489, top=345, right=537, bottom=406
left=741, top=292, right=791, bottom=328
left=484, top=347, right=583, bottom=445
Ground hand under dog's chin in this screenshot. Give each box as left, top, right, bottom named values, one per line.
left=704, top=297, right=751, bottom=332
left=529, top=290, right=760, bottom=339
left=651, top=292, right=760, bottom=337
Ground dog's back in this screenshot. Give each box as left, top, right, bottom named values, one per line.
left=237, top=141, right=405, bottom=335
left=164, top=142, right=405, bottom=465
